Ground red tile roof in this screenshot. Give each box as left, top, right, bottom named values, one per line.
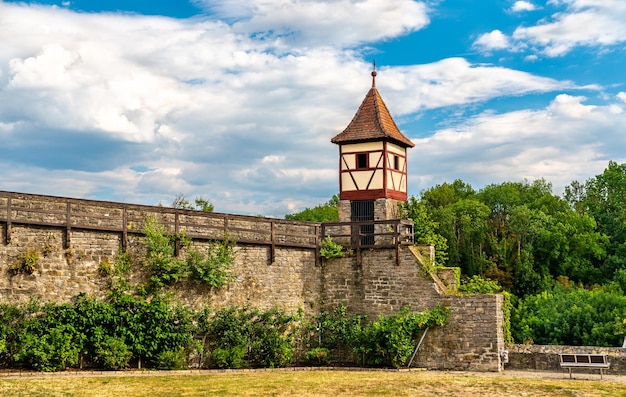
left=331, top=74, right=415, bottom=148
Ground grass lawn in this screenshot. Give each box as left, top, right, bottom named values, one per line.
left=1, top=369, right=625, bottom=397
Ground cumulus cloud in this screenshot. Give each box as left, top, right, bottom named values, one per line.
left=410, top=94, right=626, bottom=194
left=376, top=58, right=574, bottom=114
left=472, top=30, right=511, bottom=52
left=195, top=0, right=430, bottom=48
left=511, top=1, right=537, bottom=12
left=513, top=0, right=626, bottom=56
left=0, top=1, right=621, bottom=217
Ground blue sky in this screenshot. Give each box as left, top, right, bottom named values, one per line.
left=0, top=0, right=625, bottom=217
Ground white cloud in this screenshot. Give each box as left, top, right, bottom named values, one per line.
left=410, top=94, right=626, bottom=194
left=0, top=1, right=622, bottom=217
left=617, top=92, right=626, bottom=103
left=511, top=1, right=537, bottom=12
left=513, top=0, right=626, bottom=56
left=472, top=30, right=511, bottom=52
left=377, top=58, right=574, bottom=114
left=195, top=0, right=430, bottom=48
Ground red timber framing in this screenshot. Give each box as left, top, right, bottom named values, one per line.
left=338, top=141, right=408, bottom=202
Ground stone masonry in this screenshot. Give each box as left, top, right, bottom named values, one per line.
left=0, top=190, right=504, bottom=371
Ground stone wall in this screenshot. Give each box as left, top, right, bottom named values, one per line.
left=321, top=250, right=504, bottom=371
left=0, top=190, right=503, bottom=371
left=415, top=295, right=504, bottom=371
left=0, top=226, right=322, bottom=316
left=505, top=344, right=626, bottom=374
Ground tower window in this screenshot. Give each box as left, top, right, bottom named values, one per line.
left=393, top=155, right=399, bottom=170
left=356, top=153, right=368, bottom=169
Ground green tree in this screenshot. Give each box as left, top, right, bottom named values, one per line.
left=401, top=196, right=449, bottom=265
left=285, top=195, right=339, bottom=222
left=568, top=161, right=626, bottom=281
left=171, top=193, right=214, bottom=212
left=512, top=284, right=626, bottom=346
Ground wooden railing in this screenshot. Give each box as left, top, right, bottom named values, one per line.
left=321, top=219, right=414, bottom=265
left=0, top=190, right=414, bottom=266
left=0, top=191, right=319, bottom=264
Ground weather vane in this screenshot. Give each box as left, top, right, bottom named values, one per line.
left=371, top=59, right=377, bottom=87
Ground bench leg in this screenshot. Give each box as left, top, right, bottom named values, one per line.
left=600, top=368, right=603, bottom=380
left=568, top=368, right=572, bottom=379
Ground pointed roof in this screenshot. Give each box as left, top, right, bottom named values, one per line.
left=331, top=71, right=415, bottom=148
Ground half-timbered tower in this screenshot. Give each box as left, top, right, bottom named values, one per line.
left=331, top=70, right=414, bottom=223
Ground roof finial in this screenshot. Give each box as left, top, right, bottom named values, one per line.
left=371, top=59, right=377, bottom=88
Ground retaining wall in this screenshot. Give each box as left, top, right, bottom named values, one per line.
left=506, top=344, right=626, bottom=374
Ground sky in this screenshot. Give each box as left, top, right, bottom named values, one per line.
left=0, top=0, right=625, bottom=217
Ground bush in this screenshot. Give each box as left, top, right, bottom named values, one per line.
left=351, top=306, right=450, bottom=368
left=511, top=284, right=626, bottom=346
left=458, top=275, right=502, bottom=294
left=156, top=349, right=188, bottom=370
left=305, top=347, right=330, bottom=366
left=16, top=325, right=80, bottom=371
left=212, top=346, right=247, bottom=369
left=320, top=236, right=344, bottom=259
left=307, top=305, right=450, bottom=369
left=187, top=236, right=236, bottom=288
left=95, top=336, right=132, bottom=370
left=10, top=249, right=40, bottom=275
left=199, top=306, right=299, bottom=369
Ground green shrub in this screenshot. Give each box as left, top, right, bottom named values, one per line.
left=156, top=349, right=188, bottom=370
left=212, top=346, right=247, bottom=369
left=187, top=236, right=236, bottom=288
left=10, top=249, right=40, bottom=275
left=96, top=336, right=132, bottom=370
left=305, top=347, right=330, bottom=366
left=307, top=305, right=450, bottom=369
left=199, top=306, right=299, bottom=369
left=320, top=236, right=344, bottom=259
left=143, top=216, right=189, bottom=289
left=16, top=325, right=80, bottom=371
left=350, top=306, right=450, bottom=368
left=511, top=284, right=626, bottom=346
left=459, top=275, right=502, bottom=294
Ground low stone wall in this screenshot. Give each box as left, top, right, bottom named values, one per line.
left=506, top=344, right=626, bottom=374
left=415, top=295, right=504, bottom=372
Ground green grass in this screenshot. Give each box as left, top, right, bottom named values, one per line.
left=0, top=370, right=624, bottom=397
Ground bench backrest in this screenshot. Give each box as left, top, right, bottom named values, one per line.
left=559, top=353, right=608, bottom=365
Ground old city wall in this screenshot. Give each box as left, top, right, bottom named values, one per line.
left=0, top=191, right=322, bottom=315
left=0, top=191, right=503, bottom=371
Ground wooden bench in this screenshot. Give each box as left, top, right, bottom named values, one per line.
left=559, top=353, right=610, bottom=379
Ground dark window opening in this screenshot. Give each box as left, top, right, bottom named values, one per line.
left=393, top=155, right=399, bottom=170
left=356, top=153, right=368, bottom=169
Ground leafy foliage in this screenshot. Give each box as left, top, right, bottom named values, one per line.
left=171, top=193, right=214, bottom=212
left=187, top=235, right=236, bottom=287
left=306, top=305, right=450, bottom=368
left=512, top=284, right=626, bottom=346
left=10, top=249, right=40, bottom=275
left=141, top=216, right=236, bottom=291
left=458, top=275, right=503, bottom=294
left=285, top=195, right=339, bottom=222
left=319, top=236, right=344, bottom=259
left=195, top=306, right=299, bottom=369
